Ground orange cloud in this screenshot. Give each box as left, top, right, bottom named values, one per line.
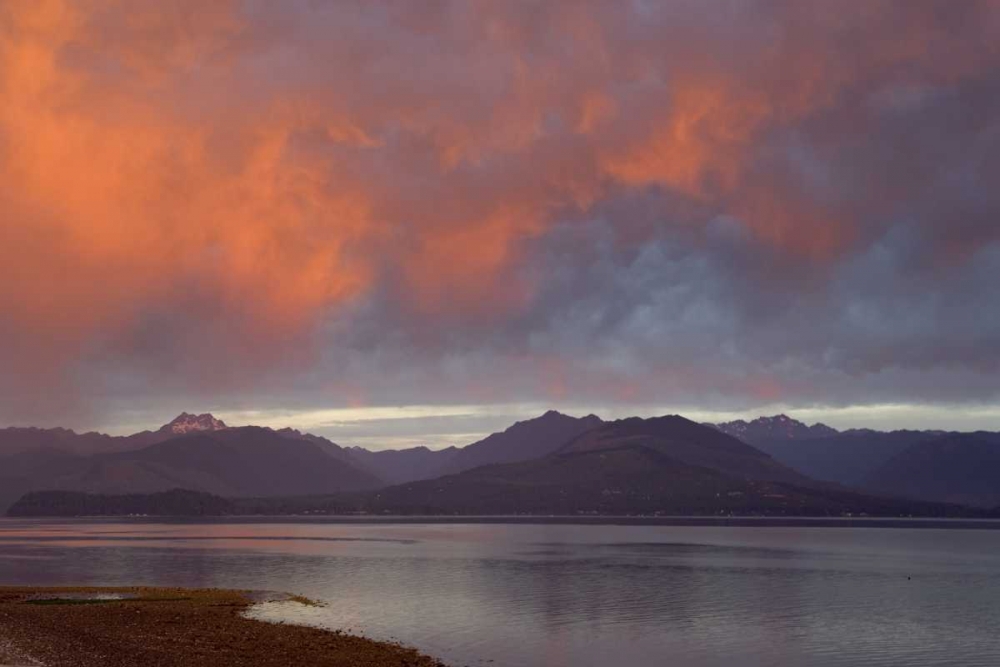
left=1, top=0, right=997, bottom=421
left=1, top=1, right=372, bottom=331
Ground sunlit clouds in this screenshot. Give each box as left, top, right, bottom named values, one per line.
left=2, top=1, right=999, bottom=433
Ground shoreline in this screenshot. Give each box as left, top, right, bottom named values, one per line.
left=0, top=587, right=445, bottom=667
left=5, top=515, right=1000, bottom=529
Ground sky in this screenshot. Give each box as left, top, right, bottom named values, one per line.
left=2, top=0, right=1000, bottom=447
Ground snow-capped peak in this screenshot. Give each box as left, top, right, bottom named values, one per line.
left=160, top=412, right=228, bottom=435
left=711, top=414, right=839, bottom=443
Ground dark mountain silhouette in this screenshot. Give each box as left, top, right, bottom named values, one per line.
left=0, top=427, right=149, bottom=458
left=6, top=410, right=1000, bottom=517
left=8, top=489, right=232, bottom=517
left=0, top=448, right=84, bottom=514
left=72, top=427, right=383, bottom=497
left=0, top=414, right=388, bottom=510
left=861, top=433, right=1000, bottom=507
left=343, top=410, right=602, bottom=484
left=272, top=427, right=378, bottom=471
left=0, top=410, right=602, bottom=511
left=346, top=445, right=460, bottom=485
left=336, top=417, right=973, bottom=517
left=564, top=415, right=811, bottom=484
left=360, top=447, right=792, bottom=515
left=752, top=430, right=944, bottom=486
left=709, top=415, right=959, bottom=487
left=0, top=426, right=382, bottom=508
left=0, top=412, right=229, bottom=460
left=711, top=414, right=839, bottom=443
left=438, top=410, right=604, bottom=474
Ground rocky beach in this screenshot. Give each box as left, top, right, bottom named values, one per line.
left=0, top=587, right=444, bottom=667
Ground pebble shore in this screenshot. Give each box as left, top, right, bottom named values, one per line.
left=0, top=587, right=445, bottom=667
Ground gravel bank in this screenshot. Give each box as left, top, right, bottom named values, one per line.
left=0, top=587, right=445, bottom=667
left=1, top=633, right=39, bottom=665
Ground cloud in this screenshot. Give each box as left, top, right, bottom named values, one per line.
left=1, top=0, right=998, bottom=428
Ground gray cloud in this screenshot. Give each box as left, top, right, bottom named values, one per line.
left=1, top=0, right=999, bottom=432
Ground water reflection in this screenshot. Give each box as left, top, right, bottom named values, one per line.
left=2, top=519, right=1000, bottom=666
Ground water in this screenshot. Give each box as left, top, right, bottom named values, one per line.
left=2, top=518, right=1000, bottom=667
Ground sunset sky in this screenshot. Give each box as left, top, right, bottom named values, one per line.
left=2, top=1, right=999, bottom=447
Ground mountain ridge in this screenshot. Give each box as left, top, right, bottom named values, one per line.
left=267, top=416, right=983, bottom=517
left=710, top=414, right=839, bottom=443
left=4, top=410, right=1000, bottom=517
left=861, top=432, right=1000, bottom=508
left=160, top=412, right=228, bottom=435
left=0, top=426, right=383, bottom=508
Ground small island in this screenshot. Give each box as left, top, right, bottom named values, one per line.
left=0, top=587, right=445, bottom=667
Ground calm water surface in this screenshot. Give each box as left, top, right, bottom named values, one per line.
left=2, top=518, right=1000, bottom=666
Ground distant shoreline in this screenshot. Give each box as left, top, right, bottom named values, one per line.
left=0, top=586, right=445, bottom=667
left=5, top=514, right=1000, bottom=529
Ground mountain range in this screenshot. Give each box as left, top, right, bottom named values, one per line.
left=2, top=411, right=999, bottom=515
left=708, top=414, right=1000, bottom=506
left=0, top=414, right=381, bottom=511
left=337, top=415, right=959, bottom=517
left=344, top=410, right=603, bottom=484
left=712, top=414, right=840, bottom=442
left=861, top=432, right=1000, bottom=508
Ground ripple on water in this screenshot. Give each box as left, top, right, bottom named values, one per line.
left=5, top=521, right=1000, bottom=667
